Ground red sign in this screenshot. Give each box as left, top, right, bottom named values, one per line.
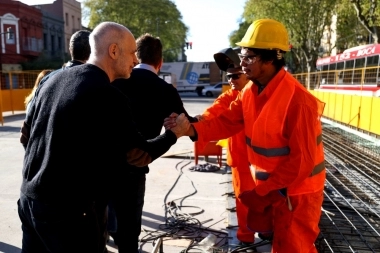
left=316, top=44, right=380, bottom=66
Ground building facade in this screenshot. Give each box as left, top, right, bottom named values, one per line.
left=0, top=0, right=43, bottom=71
left=36, top=0, right=82, bottom=55
left=0, top=0, right=82, bottom=71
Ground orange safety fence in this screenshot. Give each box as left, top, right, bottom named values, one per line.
left=0, top=70, right=37, bottom=125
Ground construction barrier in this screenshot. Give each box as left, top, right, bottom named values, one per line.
left=310, top=90, right=380, bottom=137
left=0, top=70, right=37, bottom=125
left=1, top=69, right=380, bottom=138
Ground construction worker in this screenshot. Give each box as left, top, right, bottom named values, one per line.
left=164, top=19, right=326, bottom=252
left=195, top=48, right=256, bottom=244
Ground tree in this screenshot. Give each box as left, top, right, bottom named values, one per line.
left=332, top=0, right=371, bottom=52
left=229, top=21, right=251, bottom=47
left=347, top=0, right=380, bottom=44
left=82, top=0, right=188, bottom=62
left=231, top=0, right=338, bottom=72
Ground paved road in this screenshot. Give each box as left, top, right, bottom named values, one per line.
left=0, top=93, right=271, bottom=253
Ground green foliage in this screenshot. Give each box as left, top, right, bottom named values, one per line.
left=344, top=0, right=380, bottom=44
left=231, top=0, right=380, bottom=72
left=229, top=21, right=251, bottom=46
left=335, top=0, right=363, bottom=51
left=82, top=0, right=188, bottom=62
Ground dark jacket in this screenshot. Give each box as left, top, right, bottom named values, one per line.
left=22, top=64, right=177, bottom=203
left=112, top=68, right=197, bottom=174
left=24, top=60, right=85, bottom=120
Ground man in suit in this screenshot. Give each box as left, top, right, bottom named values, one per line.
left=110, top=33, right=197, bottom=253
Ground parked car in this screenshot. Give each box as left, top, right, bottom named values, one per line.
left=202, top=82, right=228, bottom=97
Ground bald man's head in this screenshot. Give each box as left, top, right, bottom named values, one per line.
left=87, top=22, right=138, bottom=82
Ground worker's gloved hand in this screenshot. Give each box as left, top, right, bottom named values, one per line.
left=127, top=148, right=152, bottom=167
left=238, top=188, right=286, bottom=213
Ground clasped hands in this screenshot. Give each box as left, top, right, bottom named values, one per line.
left=163, top=112, right=194, bottom=137
left=127, top=113, right=191, bottom=167
left=165, top=113, right=191, bottom=138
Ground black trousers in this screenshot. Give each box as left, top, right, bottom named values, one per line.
left=112, top=173, right=146, bottom=253
left=18, top=192, right=107, bottom=253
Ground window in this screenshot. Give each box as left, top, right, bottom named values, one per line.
left=43, top=33, right=47, bottom=49
left=78, top=18, right=81, bottom=28
left=366, top=56, right=379, bottom=67
left=58, top=36, right=61, bottom=50
left=329, top=63, right=337, bottom=71
left=72, top=15, right=74, bottom=28
left=23, top=28, right=27, bottom=47
left=336, top=62, right=344, bottom=70
left=5, top=27, right=15, bottom=44
left=354, top=58, right=365, bottom=69
left=51, top=35, right=55, bottom=52
left=65, top=13, right=68, bottom=26
left=345, top=60, right=354, bottom=69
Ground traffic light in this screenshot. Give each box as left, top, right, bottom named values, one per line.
left=185, top=42, right=192, bottom=49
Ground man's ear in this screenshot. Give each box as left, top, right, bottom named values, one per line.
left=156, top=58, right=163, bottom=72
left=109, top=43, right=119, bottom=59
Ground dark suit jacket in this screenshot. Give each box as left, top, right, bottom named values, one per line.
left=112, top=68, right=197, bottom=173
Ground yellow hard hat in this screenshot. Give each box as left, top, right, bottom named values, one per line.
left=236, top=19, right=290, bottom=51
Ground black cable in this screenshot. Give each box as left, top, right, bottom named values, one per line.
left=229, top=239, right=272, bottom=253
left=139, top=155, right=230, bottom=252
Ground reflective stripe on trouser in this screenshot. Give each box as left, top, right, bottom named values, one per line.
left=272, top=190, right=323, bottom=253
left=253, top=160, right=325, bottom=181
left=231, top=166, right=256, bottom=243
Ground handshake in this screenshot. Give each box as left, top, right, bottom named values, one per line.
left=126, top=113, right=194, bottom=167
left=164, top=112, right=194, bottom=138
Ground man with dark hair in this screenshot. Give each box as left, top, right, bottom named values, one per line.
left=40, top=29, right=91, bottom=83
left=111, top=33, right=197, bottom=253
left=65, top=29, right=91, bottom=67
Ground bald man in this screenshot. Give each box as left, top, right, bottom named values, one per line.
left=18, top=22, right=190, bottom=253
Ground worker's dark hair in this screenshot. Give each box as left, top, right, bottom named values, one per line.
left=247, top=48, right=286, bottom=72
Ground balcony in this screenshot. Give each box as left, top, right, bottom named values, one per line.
left=21, top=37, right=43, bottom=56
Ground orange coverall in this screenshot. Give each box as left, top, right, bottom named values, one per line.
left=201, top=88, right=255, bottom=243
left=192, top=69, right=325, bottom=253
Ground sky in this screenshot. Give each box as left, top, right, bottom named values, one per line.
left=17, top=0, right=247, bottom=62
left=172, top=0, right=246, bottom=62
